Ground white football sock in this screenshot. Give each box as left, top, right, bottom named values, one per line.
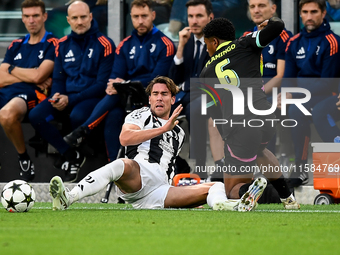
left=207, top=182, right=228, bottom=208
left=280, top=193, right=296, bottom=202
left=69, top=159, right=125, bottom=202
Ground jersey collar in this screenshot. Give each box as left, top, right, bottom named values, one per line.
left=216, top=41, right=232, bottom=51
left=23, top=31, right=52, bottom=44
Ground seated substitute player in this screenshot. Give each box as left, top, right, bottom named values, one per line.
left=63, top=0, right=175, bottom=162
left=49, top=76, right=266, bottom=211
left=200, top=17, right=300, bottom=210
left=0, top=0, right=57, bottom=181
left=278, top=0, right=340, bottom=188
left=29, top=1, right=115, bottom=182
left=312, top=90, right=340, bottom=142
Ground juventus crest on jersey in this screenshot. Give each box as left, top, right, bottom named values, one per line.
left=124, top=107, right=185, bottom=178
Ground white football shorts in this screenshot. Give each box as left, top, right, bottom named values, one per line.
left=116, top=158, right=172, bottom=209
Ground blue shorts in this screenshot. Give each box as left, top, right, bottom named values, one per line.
left=0, top=83, right=46, bottom=111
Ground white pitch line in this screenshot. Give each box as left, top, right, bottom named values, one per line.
left=256, top=209, right=340, bottom=213
left=31, top=206, right=340, bottom=213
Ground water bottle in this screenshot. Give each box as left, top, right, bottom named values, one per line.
left=279, top=153, right=290, bottom=178
left=334, top=136, right=340, bottom=143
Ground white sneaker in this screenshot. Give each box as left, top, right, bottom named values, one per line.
left=213, top=199, right=240, bottom=211
left=281, top=195, right=300, bottom=210
left=49, top=176, right=71, bottom=210
left=238, top=177, right=267, bottom=212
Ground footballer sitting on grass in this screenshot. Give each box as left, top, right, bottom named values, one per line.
left=49, top=76, right=266, bottom=211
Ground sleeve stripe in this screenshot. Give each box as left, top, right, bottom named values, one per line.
left=59, top=36, right=68, bottom=42
left=167, top=37, right=175, bottom=55
left=116, top=36, right=131, bottom=55
left=98, top=37, right=107, bottom=56
left=105, top=37, right=113, bottom=55
left=326, top=34, right=338, bottom=56
left=27, top=100, right=36, bottom=110
left=280, top=30, right=290, bottom=43
left=8, top=39, right=22, bottom=49
left=161, top=36, right=174, bottom=57
left=161, top=37, right=170, bottom=56
left=98, top=36, right=112, bottom=57
left=88, top=111, right=109, bottom=130
left=285, top=33, right=300, bottom=52
left=255, top=31, right=263, bottom=48
left=242, top=31, right=251, bottom=37
left=55, top=36, right=68, bottom=57
left=47, top=38, right=59, bottom=47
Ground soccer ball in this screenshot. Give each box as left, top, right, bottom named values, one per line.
left=1, top=180, right=36, bottom=212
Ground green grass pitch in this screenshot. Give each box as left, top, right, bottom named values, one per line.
left=1, top=203, right=340, bottom=255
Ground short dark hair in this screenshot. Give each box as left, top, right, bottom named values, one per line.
left=248, top=0, right=276, bottom=5
left=299, top=0, right=326, bottom=12
left=146, top=76, right=179, bottom=97
left=130, top=0, right=154, bottom=11
left=185, top=0, right=213, bottom=16
left=203, top=18, right=235, bottom=41
left=21, top=0, right=46, bottom=13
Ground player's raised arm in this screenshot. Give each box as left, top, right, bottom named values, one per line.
left=120, top=104, right=183, bottom=146
left=258, top=17, right=285, bottom=47
left=119, top=122, right=165, bottom=146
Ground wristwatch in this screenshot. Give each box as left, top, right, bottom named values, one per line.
left=8, top=65, right=15, bottom=74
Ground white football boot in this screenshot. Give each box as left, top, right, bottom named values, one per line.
left=238, top=177, right=267, bottom=212
left=213, top=199, right=240, bottom=211
left=49, top=176, right=71, bottom=210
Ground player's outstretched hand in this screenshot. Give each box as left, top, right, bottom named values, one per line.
left=164, top=104, right=183, bottom=131
left=258, top=20, right=269, bottom=30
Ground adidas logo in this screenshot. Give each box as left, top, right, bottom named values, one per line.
left=65, top=50, right=75, bottom=62
left=296, top=47, right=305, bottom=59
left=17, top=94, right=27, bottom=100
left=65, top=50, right=74, bottom=58
left=14, top=53, right=22, bottom=60
left=297, top=47, right=305, bottom=55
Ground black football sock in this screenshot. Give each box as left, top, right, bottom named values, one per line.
left=18, top=150, right=30, bottom=161
left=238, top=183, right=251, bottom=197
left=270, top=175, right=291, bottom=199
left=215, top=158, right=225, bottom=167
left=64, top=148, right=77, bottom=161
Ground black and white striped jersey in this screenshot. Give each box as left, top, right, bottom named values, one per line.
left=124, top=107, right=185, bottom=179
